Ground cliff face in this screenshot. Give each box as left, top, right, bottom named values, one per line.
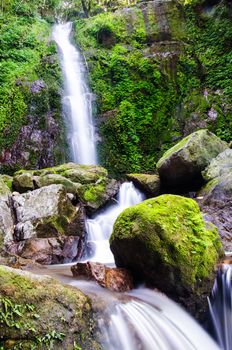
left=74, top=0, right=232, bottom=175
left=0, top=6, right=67, bottom=174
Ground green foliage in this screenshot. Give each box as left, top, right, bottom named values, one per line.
left=0, top=7, right=63, bottom=172
left=75, top=9, right=179, bottom=175
left=74, top=1, right=232, bottom=175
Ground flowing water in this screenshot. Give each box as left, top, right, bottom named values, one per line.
left=53, top=22, right=97, bottom=165
left=52, top=21, right=225, bottom=350
left=208, top=265, right=232, bottom=350
left=86, top=182, right=145, bottom=264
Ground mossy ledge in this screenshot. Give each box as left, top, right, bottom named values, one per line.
left=0, top=266, right=101, bottom=350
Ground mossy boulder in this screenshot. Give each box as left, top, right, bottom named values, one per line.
left=0, top=265, right=101, bottom=350
left=110, top=194, right=223, bottom=318
left=13, top=163, right=118, bottom=213
left=34, top=174, right=81, bottom=194
left=156, top=130, right=228, bottom=188
left=13, top=172, right=34, bottom=193
left=77, top=179, right=120, bottom=214
left=202, top=148, right=232, bottom=182
left=126, top=173, right=160, bottom=197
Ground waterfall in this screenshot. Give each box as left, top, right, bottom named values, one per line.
left=51, top=21, right=225, bottom=350
left=53, top=22, right=97, bottom=165
left=86, top=182, right=145, bottom=264
left=99, top=288, right=221, bottom=350
left=208, top=265, right=232, bottom=350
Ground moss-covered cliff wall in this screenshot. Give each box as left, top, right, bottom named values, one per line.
left=74, top=0, right=232, bottom=176
left=0, top=1, right=67, bottom=174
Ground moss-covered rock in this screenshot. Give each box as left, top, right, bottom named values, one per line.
left=77, top=179, right=119, bottom=214
left=157, top=130, right=228, bottom=188
left=126, top=173, right=160, bottom=197
left=110, top=194, right=223, bottom=318
left=13, top=163, right=118, bottom=213
left=0, top=265, right=101, bottom=350
left=13, top=172, right=34, bottom=193
left=34, top=174, right=81, bottom=194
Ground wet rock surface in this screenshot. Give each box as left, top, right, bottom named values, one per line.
left=196, top=148, right=232, bottom=250
left=126, top=173, right=160, bottom=197
left=71, top=261, right=134, bottom=292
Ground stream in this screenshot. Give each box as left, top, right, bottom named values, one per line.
left=51, top=21, right=227, bottom=350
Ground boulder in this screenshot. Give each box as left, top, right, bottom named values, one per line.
left=71, top=261, right=134, bottom=292
left=202, top=148, right=232, bottom=182
left=0, top=265, right=100, bottom=349
left=12, top=184, right=85, bottom=240
left=13, top=172, right=34, bottom=193
left=197, top=171, right=232, bottom=250
left=110, top=194, right=223, bottom=318
left=156, top=130, right=228, bottom=188
left=8, top=236, right=85, bottom=265
left=126, top=173, right=160, bottom=197
left=0, top=196, right=14, bottom=248
left=0, top=180, right=14, bottom=249
left=77, top=179, right=120, bottom=214
left=13, top=163, right=119, bottom=213
left=34, top=173, right=81, bottom=194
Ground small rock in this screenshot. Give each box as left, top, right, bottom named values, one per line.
left=71, top=261, right=134, bottom=292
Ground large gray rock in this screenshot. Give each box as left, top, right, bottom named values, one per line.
left=12, top=184, right=85, bottom=240
left=202, top=148, right=232, bottom=181
left=197, top=171, right=232, bottom=250
left=156, top=130, right=228, bottom=188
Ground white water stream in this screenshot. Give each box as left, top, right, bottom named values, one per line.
left=53, top=22, right=97, bottom=165
left=86, top=182, right=145, bottom=264
left=51, top=22, right=223, bottom=350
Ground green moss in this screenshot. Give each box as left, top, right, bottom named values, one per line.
left=0, top=266, right=100, bottom=350
left=80, top=183, right=106, bottom=204
left=111, top=194, right=223, bottom=289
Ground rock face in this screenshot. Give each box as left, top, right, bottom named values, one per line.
left=71, top=261, right=134, bottom=292
left=110, top=194, right=223, bottom=318
left=9, top=236, right=85, bottom=265
left=126, top=173, right=160, bottom=197
left=0, top=163, right=120, bottom=264
left=13, top=163, right=119, bottom=213
left=202, top=148, right=232, bottom=182
left=5, top=184, right=86, bottom=264
left=156, top=130, right=228, bottom=188
left=197, top=149, right=232, bottom=250
left=0, top=265, right=100, bottom=350
left=12, top=185, right=84, bottom=240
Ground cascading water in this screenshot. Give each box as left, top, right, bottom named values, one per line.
left=52, top=21, right=225, bottom=350
left=208, top=264, right=232, bottom=350
left=100, top=288, right=221, bottom=350
left=53, top=22, right=97, bottom=165
left=86, top=182, right=145, bottom=264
